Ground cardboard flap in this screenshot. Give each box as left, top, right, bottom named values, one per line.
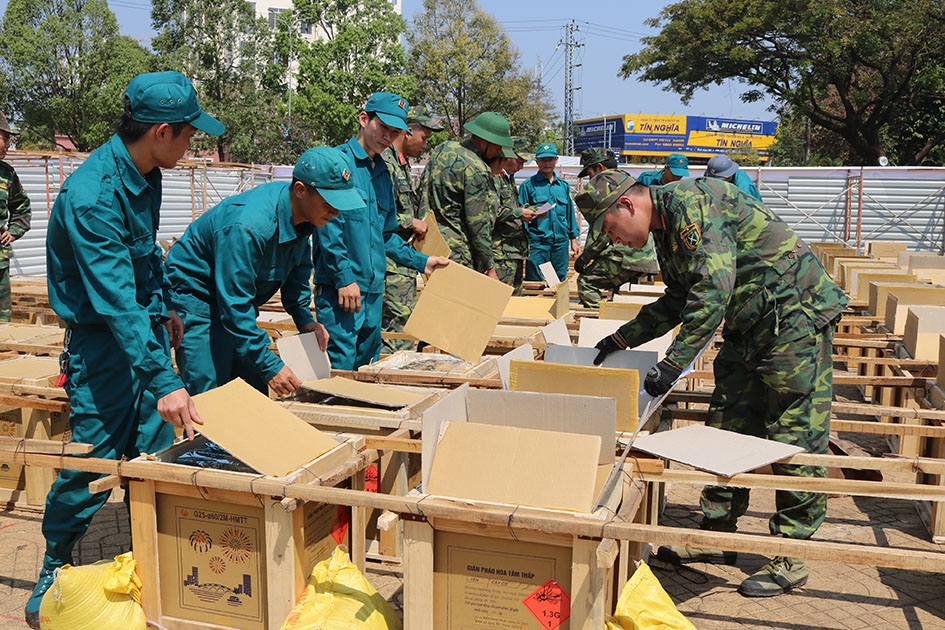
left=502, top=296, right=556, bottom=321
left=192, top=378, right=340, bottom=477
left=0, top=356, right=59, bottom=385
left=405, top=263, right=513, bottom=363
left=422, top=384, right=471, bottom=490
left=414, top=212, right=452, bottom=259
left=465, top=389, right=615, bottom=464
left=632, top=424, right=803, bottom=477
left=427, top=422, right=600, bottom=513
left=299, top=376, right=425, bottom=408
left=552, top=281, right=569, bottom=318
left=495, top=343, right=534, bottom=390
left=577, top=318, right=675, bottom=356
left=540, top=316, right=571, bottom=346
left=276, top=332, right=331, bottom=381
left=538, top=261, right=560, bottom=287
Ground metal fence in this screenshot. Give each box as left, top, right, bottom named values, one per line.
left=6, top=151, right=945, bottom=277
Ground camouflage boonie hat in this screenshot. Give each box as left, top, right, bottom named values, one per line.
left=0, top=113, right=20, bottom=136
left=574, top=169, right=636, bottom=232
left=407, top=104, right=444, bottom=131
left=578, top=147, right=615, bottom=178
left=511, top=136, right=534, bottom=161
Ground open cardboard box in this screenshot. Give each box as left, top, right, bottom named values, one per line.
left=502, top=279, right=570, bottom=322
left=417, top=385, right=621, bottom=629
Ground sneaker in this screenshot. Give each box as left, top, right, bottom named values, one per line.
left=738, top=556, right=808, bottom=597
left=24, top=564, right=58, bottom=629
left=656, top=544, right=738, bottom=565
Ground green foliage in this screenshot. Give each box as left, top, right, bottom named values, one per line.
left=406, top=0, right=555, bottom=143
left=151, top=0, right=286, bottom=162
left=620, top=0, right=945, bottom=166
left=290, top=0, right=415, bottom=147
left=0, top=0, right=152, bottom=151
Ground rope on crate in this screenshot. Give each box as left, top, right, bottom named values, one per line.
left=249, top=474, right=267, bottom=508
left=190, top=469, right=210, bottom=501
left=507, top=504, right=520, bottom=542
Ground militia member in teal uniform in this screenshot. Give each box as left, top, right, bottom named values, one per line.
left=704, top=153, right=762, bottom=201
left=29, top=71, right=223, bottom=628
left=418, top=111, right=512, bottom=279
left=635, top=152, right=690, bottom=186
left=0, top=114, right=31, bottom=321
left=590, top=172, right=847, bottom=597
left=492, top=137, right=538, bottom=294
left=519, top=142, right=580, bottom=282
left=313, top=92, right=448, bottom=370
left=167, top=147, right=361, bottom=396
left=380, top=105, right=443, bottom=353
left=574, top=149, right=657, bottom=307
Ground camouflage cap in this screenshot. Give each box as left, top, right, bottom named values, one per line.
left=574, top=169, right=636, bottom=231
left=407, top=104, right=444, bottom=131
left=578, top=147, right=615, bottom=178
left=511, top=136, right=534, bottom=161
left=0, top=113, right=20, bottom=136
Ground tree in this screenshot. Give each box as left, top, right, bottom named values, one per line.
left=620, top=0, right=945, bottom=166
left=290, top=0, right=415, bottom=147
left=151, top=0, right=285, bottom=162
left=406, top=0, right=555, bottom=144
left=0, top=0, right=152, bottom=151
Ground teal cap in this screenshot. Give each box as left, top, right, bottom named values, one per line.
left=535, top=142, right=558, bottom=159
left=293, top=147, right=363, bottom=211
left=125, top=71, right=224, bottom=136
left=365, top=92, right=410, bottom=132
left=666, top=153, right=689, bottom=177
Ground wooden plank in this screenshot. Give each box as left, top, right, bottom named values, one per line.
left=129, top=480, right=161, bottom=621
left=0, top=437, right=90, bottom=454
left=0, top=393, right=68, bottom=412
left=571, top=536, right=607, bottom=630
left=351, top=469, right=367, bottom=573
left=22, top=409, right=57, bottom=505
left=403, top=518, right=435, bottom=629
left=265, top=497, right=297, bottom=629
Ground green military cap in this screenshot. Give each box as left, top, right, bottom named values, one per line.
left=511, top=136, right=534, bottom=161
left=406, top=105, right=444, bottom=131
left=0, top=113, right=21, bottom=136
left=125, top=71, right=225, bottom=136
left=574, top=169, right=637, bottom=232
left=535, top=142, right=558, bottom=159
left=366, top=92, right=410, bottom=132
left=293, top=146, right=364, bottom=211
left=463, top=112, right=513, bottom=147
left=578, top=147, right=615, bottom=178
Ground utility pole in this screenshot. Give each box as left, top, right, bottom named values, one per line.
left=563, top=20, right=579, bottom=156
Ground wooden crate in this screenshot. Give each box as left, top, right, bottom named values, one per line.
left=129, top=434, right=365, bottom=630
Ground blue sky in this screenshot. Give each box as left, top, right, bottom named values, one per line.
left=0, top=0, right=778, bottom=123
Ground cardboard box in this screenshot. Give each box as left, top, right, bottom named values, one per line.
left=0, top=407, right=68, bottom=499
left=850, top=270, right=912, bottom=300
left=502, top=280, right=569, bottom=322
left=885, top=292, right=945, bottom=335
left=939, top=335, right=945, bottom=390
left=129, top=379, right=362, bottom=630
left=815, top=245, right=854, bottom=266
left=867, top=282, right=942, bottom=318
left=905, top=252, right=945, bottom=272
left=359, top=350, right=498, bottom=380
left=828, top=255, right=871, bottom=278
left=509, top=359, right=639, bottom=432
left=903, top=306, right=945, bottom=360
left=837, top=261, right=897, bottom=290
left=867, top=241, right=908, bottom=261
left=409, top=386, right=624, bottom=630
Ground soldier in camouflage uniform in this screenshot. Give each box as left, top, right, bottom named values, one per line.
left=0, top=114, right=31, bottom=321
left=491, top=137, right=537, bottom=294
left=380, top=106, right=443, bottom=352
left=574, top=149, right=657, bottom=307
left=417, top=111, right=512, bottom=278
left=590, top=172, right=847, bottom=597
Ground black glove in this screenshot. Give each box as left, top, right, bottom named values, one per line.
left=593, top=335, right=621, bottom=365
left=643, top=360, right=683, bottom=396
left=574, top=256, right=587, bottom=274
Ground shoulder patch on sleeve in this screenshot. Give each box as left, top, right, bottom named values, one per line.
left=679, top=222, right=701, bottom=250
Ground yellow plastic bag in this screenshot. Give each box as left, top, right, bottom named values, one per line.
left=605, top=561, right=696, bottom=630
left=39, top=551, right=147, bottom=630
left=281, top=546, right=402, bottom=630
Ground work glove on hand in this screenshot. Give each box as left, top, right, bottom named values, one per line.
left=593, top=334, right=622, bottom=365
left=643, top=360, right=683, bottom=397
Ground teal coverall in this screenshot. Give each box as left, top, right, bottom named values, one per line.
left=313, top=137, right=428, bottom=369
left=43, top=134, right=181, bottom=567
left=166, top=182, right=315, bottom=394
left=518, top=172, right=579, bottom=281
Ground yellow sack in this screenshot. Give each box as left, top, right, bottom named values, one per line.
left=605, top=561, right=696, bottom=630
left=281, top=546, right=402, bottom=630
left=39, top=551, right=147, bottom=630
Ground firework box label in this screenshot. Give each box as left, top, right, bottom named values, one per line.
left=158, top=494, right=267, bottom=628
left=434, top=531, right=574, bottom=629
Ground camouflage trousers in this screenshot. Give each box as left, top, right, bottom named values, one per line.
left=381, top=266, right=418, bottom=353
left=0, top=265, right=10, bottom=322
left=577, top=263, right=644, bottom=308
left=495, top=257, right=525, bottom=295
left=699, top=313, right=835, bottom=539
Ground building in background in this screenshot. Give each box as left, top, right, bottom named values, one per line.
left=574, top=114, right=778, bottom=166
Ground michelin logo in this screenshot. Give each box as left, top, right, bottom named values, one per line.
left=707, top=119, right=763, bottom=134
